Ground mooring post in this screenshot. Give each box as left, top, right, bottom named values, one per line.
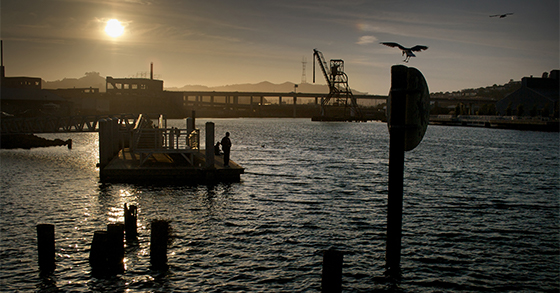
left=37, top=224, right=55, bottom=272
left=111, top=117, right=120, bottom=156
left=205, top=122, right=215, bottom=169
left=293, top=96, right=297, bottom=118
left=98, top=119, right=110, bottom=169
left=321, top=249, right=343, bottom=293
left=124, top=203, right=138, bottom=243
left=106, top=118, right=113, bottom=157
left=186, top=117, right=194, bottom=134
left=89, top=231, right=108, bottom=274
left=386, top=66, right=407, bottom=278
left=107, top=223, right=125, bottom=274
left=150, top=220, right=169, bottom=271
left=191, top=110, right=196, bottom=129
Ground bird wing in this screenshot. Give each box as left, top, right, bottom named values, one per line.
left=380, top=42, right=406, bottom=50
left=410, top=45, right=428, bottom=52
left=489, top=14, right=500, bottom=17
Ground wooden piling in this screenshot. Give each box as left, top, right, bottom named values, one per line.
left=321, top=249, right=343, bottom=293
left=37, top=224, right=55, bottom=272
left=107, top=223, right=125, bottom=273
left=98, top=119, right=111, bottom=169
left=186, top=117, right=194, bottom=135
left=191, top=110, right=196, bottom=129
left=150, top=220, right=169, bottom=270
left=205, top=122, right=215, bottom=169
left=89, top=231, right=108, bottom=274
left=111, top=117, right=120, bottom=156
left=124, top=203, right=138, bottom=243
left=89, top=224, right=125, bottom=275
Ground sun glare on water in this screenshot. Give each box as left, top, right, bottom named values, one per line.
left=105, top=19, right=124, bottom=38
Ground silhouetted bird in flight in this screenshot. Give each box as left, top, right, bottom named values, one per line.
left=380, top=42, right=428, bottom=62
left=490, top=13, right=513, bottom=18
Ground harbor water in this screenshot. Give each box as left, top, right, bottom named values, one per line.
left=1, top=118, right=558, bottom=292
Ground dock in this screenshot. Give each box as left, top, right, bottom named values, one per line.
left=430, top=115, right=559, bottom=132
left=100, top=148, right=244, bottom=183
left=98, top=113, right=244, bottom=184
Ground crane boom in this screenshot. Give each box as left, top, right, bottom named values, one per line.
left=313, top=49, right=332, bottom=87
left=312, top=49, right=363, bottom=120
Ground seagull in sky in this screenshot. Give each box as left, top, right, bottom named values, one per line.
left=490, top=13, right=513, bottom=18
left=380, top=42, right=428, bottom=62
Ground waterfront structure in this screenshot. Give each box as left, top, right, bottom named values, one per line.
left=1, top=68, right=71, bottom=117
left=312, top=49, right=363, bottom=121
left=0, top=41, right=71, bottom=117
left=496, top=70, right=559, bottom=117
left=48, top=87, right=110, bottom=115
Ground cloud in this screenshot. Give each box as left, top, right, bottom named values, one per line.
left=356, top=35, right=377, bottom=45
left=357, top=23, right=382, bottom=32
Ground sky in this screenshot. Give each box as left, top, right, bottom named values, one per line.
left=1, top=0, right=558, bottom=95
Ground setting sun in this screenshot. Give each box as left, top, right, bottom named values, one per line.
left=105, top=19, right=124, bottom=38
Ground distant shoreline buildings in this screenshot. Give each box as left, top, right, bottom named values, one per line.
left=1, top=46, right=558, bottom=120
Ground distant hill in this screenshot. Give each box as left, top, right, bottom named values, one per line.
left=40, top=73, right=370, bottom=94
left=166, top=81, right=338, bottom=93
left=42, top=72, right=106, bottom=92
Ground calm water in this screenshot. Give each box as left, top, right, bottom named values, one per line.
left=0, top=118, right=558, bottom=292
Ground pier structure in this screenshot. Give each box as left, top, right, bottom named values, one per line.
left=99, top=113, right=244, bottom=183
left=0, top=114, right=138, bottom=134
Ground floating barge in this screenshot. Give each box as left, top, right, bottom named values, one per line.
left=312, top=116, right=368, bottom=122
left=98, top=114, right=244, bottom=184
left=101, top=149, right=244, bottom=183
left=430, top=115, right=559, bottom=132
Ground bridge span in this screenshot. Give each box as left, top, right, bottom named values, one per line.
left=1, top=114, right=138, bottom=134
left=177, top=91, right=387, bottom=107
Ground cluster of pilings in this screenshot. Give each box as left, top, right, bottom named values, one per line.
left=36, top=203, right=171, bottom=277
left=37, top=205, right=346, bottom=291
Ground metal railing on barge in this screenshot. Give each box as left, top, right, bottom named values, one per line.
left=130, top=114, right=200, bottom=166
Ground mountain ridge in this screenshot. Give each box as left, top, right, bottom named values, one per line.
left=41, top=72, right=368, bottom=94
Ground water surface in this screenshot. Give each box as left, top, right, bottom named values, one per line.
left=1, top=118, right=558, bottom=292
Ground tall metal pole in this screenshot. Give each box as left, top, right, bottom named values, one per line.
left=1, top=40, right=5, bottom=81
left=385, top=65, right=407, bottom=278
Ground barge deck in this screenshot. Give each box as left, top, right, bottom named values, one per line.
left=101, top=148, right=244, bottom=183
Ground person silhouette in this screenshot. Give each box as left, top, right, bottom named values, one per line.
left=221, top=132, right=232, bottom=167
left=214, top=141, right=222, bottom=156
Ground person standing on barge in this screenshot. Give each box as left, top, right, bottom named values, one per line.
left=221, top=132, right=232, bottom=167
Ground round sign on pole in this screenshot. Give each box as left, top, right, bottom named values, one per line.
left=387, top=65, right=430, bottom=151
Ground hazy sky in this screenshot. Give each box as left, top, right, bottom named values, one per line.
left=1, top=0, right=558, bottom=94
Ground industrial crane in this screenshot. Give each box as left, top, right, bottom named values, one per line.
left=312, top=49, right=362, bottom=121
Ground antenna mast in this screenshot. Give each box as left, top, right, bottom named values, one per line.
left=301, top=56, right=307, bottom=84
